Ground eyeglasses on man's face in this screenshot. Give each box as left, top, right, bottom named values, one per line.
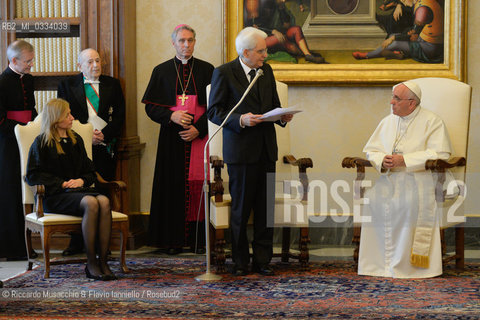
left=250, top=48, right=267, bottom=55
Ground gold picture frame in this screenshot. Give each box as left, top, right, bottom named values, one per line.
left=223, top=0, right=467, bottom=85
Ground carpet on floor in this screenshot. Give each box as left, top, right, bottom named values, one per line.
left=1, top=257, right=479, bottom=319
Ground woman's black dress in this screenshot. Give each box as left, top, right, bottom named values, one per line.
left=26, top=132, right=99, bottom=216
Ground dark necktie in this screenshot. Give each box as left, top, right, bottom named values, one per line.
left=248, top=69, right=256, bottom=83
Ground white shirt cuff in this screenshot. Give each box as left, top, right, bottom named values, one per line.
left=239, top=114, right=245, bottom=128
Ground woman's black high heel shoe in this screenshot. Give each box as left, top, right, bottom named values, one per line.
left=100, top=264, right=118, bottom=280
left=103, top=273, right=117, bottom=281
left=85, top=266, right=108, bottom=281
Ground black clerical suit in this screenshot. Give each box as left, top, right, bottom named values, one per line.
left=142, top=57, right=214, bottom=251
left=0, top=67, right=37, bottom=259
left=207, top=58, right=284, bottom=270
left=58, top=73, right=125, bottom=181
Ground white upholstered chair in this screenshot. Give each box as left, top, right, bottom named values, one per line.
left=342, top=77, right=472, bottom=270
left=15, top=116, right=129, bottom=278
left=207, top=81, right=313, bottom=273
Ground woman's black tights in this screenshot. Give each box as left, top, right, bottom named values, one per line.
left=80, top=195, right=113, bottom=277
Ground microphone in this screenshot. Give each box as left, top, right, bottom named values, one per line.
left=210, top=68, right=263, bottom=135
left=196, top=67, right=264, bottom=281
left=252, top=68, right=264, bottom=82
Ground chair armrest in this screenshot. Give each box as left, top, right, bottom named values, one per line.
left=342, top=157, right=373, bottom=198
left=210, top=155, right=225, bottom=202
left=23, top=176, right=45, bottom=218
left=425, top=157, right=466, bottom=203
left=25, top=178, right=45, bottom=219
left=33, top=184, right=45, bottom=218
left=342, top=157, right=373, bottom=169
left=95, top=172, right=127, bottom=212
left=425, top=157, right=466, bottom=171
left=283, top=155, right=313, bottom=201
left=283, top=155, right=313, bottom=172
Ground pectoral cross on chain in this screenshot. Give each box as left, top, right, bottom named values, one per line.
left=178, top=93, right=189, bottom=106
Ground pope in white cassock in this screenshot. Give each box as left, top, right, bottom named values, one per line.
left=359, top=81, right=452, bottom=278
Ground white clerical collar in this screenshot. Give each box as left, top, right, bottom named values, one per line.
left=9, top=65, right=24, bottom=78
left=239, top=57, right=255, bottom=80
left=176, top=55, right=193, bottom=65
left=400, top=105, right=421, bottom=121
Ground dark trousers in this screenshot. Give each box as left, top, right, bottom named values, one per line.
left=93, top=144, right=116, bottom=181
left=227, top=151, right=275, bottom=269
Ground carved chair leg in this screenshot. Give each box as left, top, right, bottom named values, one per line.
left=119, top=222, right=129, bottom=273
left=25, top=228, right=34, bottom=271
left=214, top=229, right=226, bottom=274
left=455, top=225, right=465, bottom=271
left=41, top=229, right=50, bottom=278
left=440, top=228, right=446, bottom=259
left=299, top=227, right=310, bottom=271
left=281, top=227, right=291, bottom=263
left=352, top=225, right=361, bottom=265
left=209, top=223, right=215, bottom=258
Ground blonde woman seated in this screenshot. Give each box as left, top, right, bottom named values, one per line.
left=26, top=98, right=116, bottom=281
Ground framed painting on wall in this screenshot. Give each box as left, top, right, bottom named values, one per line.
left=222, top=0, right=467, bottom=85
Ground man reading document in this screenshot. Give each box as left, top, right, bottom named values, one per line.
left=208, top=27, right=294, bottom=277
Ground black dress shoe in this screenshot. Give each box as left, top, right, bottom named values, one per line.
left=231, top=267, right=248, bottom=276
left=191, top=247, right=206, bottom=254
left=167, top=247, right=182, bottom=255
left=6, top=256, right=28, bottom=261
left=0, top=280, right=3, bottom=288
left=85, top=267, right=110, bottom=281
left=62, top=246, right=84, bottom=256
left=252, top=265, right=275, bottom=276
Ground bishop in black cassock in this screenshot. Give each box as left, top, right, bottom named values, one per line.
left=0, top=62, right=37, bottom=259
left=143, top=45, right=213, bottom=253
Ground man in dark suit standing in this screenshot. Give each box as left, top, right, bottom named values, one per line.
left=208, top=27, right=293, bottom=276
left=58, top=48, right=125, bottom=255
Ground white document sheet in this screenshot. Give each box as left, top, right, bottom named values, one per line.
left=88, top=114, right=108, bottom=131
left=259, top=107, right=302, bottom=122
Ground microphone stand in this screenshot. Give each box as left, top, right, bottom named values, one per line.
left=195, top=69, right=264, bottom=281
